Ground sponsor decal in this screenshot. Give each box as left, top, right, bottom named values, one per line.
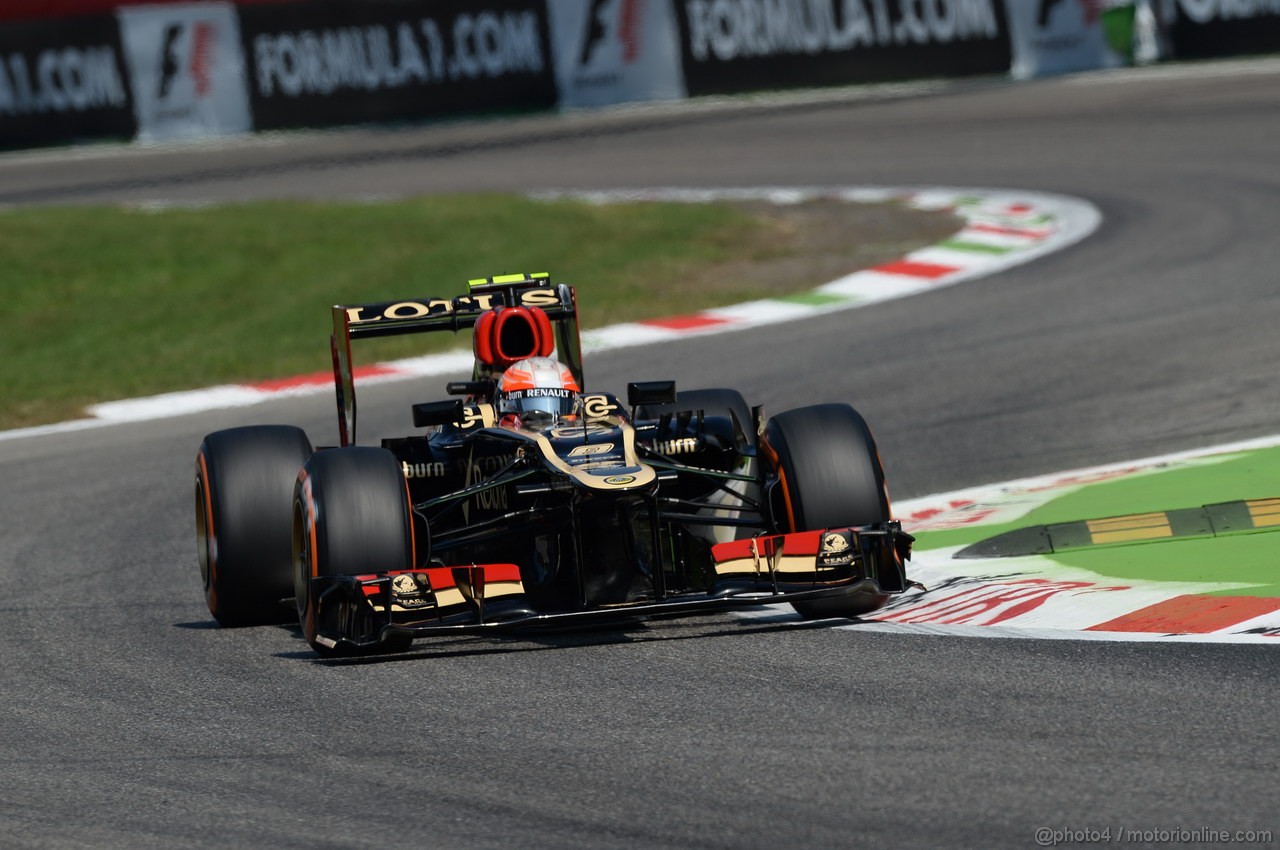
left=1170, top=0, right=1280, bottom=58
left=1037, top=0, right=1105, bottom=28
left=548, top=422, right=614, bottom=439
left=345, top=289, right=556, bottom=326
left=390, top=572, right=433, bottom=609
left=672, top=0, right=1011, bottom=95
left=1178, top=0, right=1280, bottom=22
left=579, top=0, right=634, bottom=67
left=467, top=460, right=510, bottom=510
left=683, top=0, right=1002, bottom=60
left=822, top=531, right=851, bottom=552
left=118, top=3, right=253, bottom=141
left=818, top=529, right=857, bottom=567
left=239, top=0, right=557, bottom=131
left=574, top=460, right=624, bottom=471
left=0, top=43, right=127, bottom=116
left=656, top=436, right=698, bottom=455
left=581, top=394, right=622, bottom=419
left=457, top=454, right=513, bottom=475
left=0, top=13, right=136, bottom=144
left=604, top=474, right=637, bottom=485
left=402, top=460, right=445, bottom=479
left=569, top=443, right=615, bottom=456
left=507, top=387, right=575, bottom=400
left=252, top=14, right=543, bottom=98
left=546, top=0, right=686, bottom=108
left=0, top=15, right=135, bottom=146
left=473, top=485, right=509, bottom=510
left=455, top=406, right=488, bottom=430
left=1006, top=0, right=1120, bottom=78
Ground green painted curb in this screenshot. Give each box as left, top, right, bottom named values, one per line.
left=913, top=445, right=1280, bottom=597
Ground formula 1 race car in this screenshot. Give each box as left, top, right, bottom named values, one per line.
left=195, top=273, right=912, bottom=656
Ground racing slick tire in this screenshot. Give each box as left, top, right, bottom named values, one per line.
left=639, top=387, right=757, bottom=450
left=195, top=425, right=313, bottom=627
left=763, top=403, right=891, bottom=620
left=292, top=447, right=416, bottom=657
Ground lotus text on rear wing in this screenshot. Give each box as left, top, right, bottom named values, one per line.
left=342, top=288, right=562, bottom=326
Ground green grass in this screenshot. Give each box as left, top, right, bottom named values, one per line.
left=912, top=446, right=1280, bottom=596
left=912, top=447, right=1280, bottom=553
left=0, top=194, right=946, bottom=429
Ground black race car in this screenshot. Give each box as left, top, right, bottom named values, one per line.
left=195, top=274, right=912, bottom=656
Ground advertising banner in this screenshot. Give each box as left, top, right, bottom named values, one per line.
left=119, top=2, right=252, bottom=141
left=238, top=0, right=557, bottom=131
left=0, top=14, right=136, bottom=148
left=1006, top=0, right=1125, bottom=78
left=672, top=0, right=1013, bottom=96
left=1168, top=0, right=1280, bottom=57
left=547, top=0, right=687, bottom=108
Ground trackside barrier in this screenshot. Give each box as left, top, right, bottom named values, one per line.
left=547, top=0, right=687, bottom=107
left=1, top=0, right=1277, bottom=149
left=237, top=0, right=558, bottom=132
left=1164, top=0, right=1280, bottom=58
left=0, top=14, right=137, bottom=148
left=670, top=0, right=1014, bottom=93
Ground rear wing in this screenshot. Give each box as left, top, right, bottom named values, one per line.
left=331, top=274, right=583, bottom=446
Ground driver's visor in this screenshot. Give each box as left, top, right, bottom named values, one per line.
left=502, top=388, right=578, bottom=417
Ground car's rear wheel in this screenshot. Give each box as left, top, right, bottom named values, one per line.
left=293, top=446, right=416, bottom=656
left=195, top=425, right=313, bottom=626
left=763, top=403, right=891, bottom=619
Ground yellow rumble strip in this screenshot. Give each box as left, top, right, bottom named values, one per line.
left=1086, top=513, right=1174, bottom=545
left=1247, top=498, right=1280, bottom=528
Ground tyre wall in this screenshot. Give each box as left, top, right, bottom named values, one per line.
left=1, top=0, right=1276, bottom=150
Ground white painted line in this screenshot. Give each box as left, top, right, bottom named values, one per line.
left=89, top=385, right=266, bottom=422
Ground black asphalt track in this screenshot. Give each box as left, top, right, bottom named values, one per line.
left=1, top=62, right=1277, bottom=848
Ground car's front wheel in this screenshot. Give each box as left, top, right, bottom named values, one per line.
left=762, top=403, right=891, bottom=619
left=293, top=446, right=417, bottom=656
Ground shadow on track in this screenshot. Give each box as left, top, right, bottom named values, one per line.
left=269, top=613, right=848, bottom=666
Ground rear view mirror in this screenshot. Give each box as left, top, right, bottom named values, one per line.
left=413, top=400, right=463, bottom=428
left=627, top=381, right=677, bottom=407
left=445, top=380, right=495, bottom=398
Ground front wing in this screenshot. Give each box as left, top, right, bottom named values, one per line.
left=306, top=523, right=912, bottom=652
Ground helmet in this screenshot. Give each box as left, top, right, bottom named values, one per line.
left=497, top=357, right=581, bottom=426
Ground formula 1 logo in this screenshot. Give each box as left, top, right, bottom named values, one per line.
left=1037, top=0, right=1103, bottom=27
left=158, top=24, right=183, bottom=99
left=578, top=0, right=644, bottom=66
left=119, top=3, right=251, bottom=140
left=157, top=20, right=216, bottom=101
left=580, top=0, right=612, bottom=64
left=550, top=0, right=683, bottom=108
